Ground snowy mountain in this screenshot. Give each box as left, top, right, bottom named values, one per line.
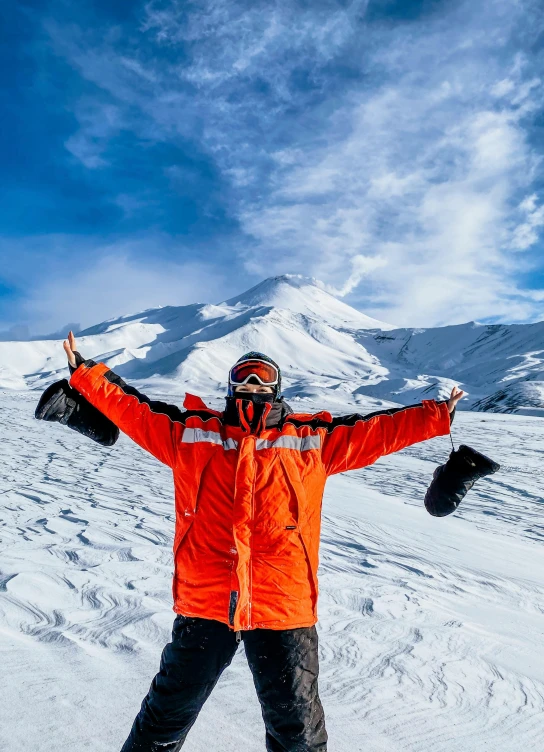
left=1, top=274, right=543, bottom=414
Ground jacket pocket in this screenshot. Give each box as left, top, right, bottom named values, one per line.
left=173, top=515, right=195, bottom=556
left=277, top=453, right=319, bottom=613
left=171, top=515, right=196, bottom=603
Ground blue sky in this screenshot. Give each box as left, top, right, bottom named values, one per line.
left=1, top=0, right=543, bottom=337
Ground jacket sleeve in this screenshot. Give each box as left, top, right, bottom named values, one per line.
left=69, top=357, right=185, bottom=468
left=321, top=400, right=452, bottom=476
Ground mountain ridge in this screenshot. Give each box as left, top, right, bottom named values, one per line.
left=1, top=274, right=543, bottom=415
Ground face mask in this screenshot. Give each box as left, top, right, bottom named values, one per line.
left=232, top=391, right=275, bottom=404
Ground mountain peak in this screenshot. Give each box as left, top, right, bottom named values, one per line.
left=222, top=275, right=393, bottom=330
left=224, top=275, right=320, bottom=304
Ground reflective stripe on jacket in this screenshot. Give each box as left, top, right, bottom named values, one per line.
left=70, top=360, right=452, bottom=631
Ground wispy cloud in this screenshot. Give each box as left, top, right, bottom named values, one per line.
left=64, top=101, right=125, bottom=169
left=230, top=3, right=544, bottom=325
left=25, top=252, right=225, bottom=333
left=0, top=235, right=227, bottom=335
left=5, top=0, right=544, bottom=330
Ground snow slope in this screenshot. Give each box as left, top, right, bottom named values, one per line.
left=362, top=322, right=544, bottom=412
left=1, top=273, right=543, bottom=412
left=1, top=393, right=543, bottom=751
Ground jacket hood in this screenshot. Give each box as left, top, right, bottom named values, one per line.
left=183, top=393, right=221, bottom=414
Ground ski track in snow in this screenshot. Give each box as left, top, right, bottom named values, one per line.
left=1, top=392, right=543, bottom=751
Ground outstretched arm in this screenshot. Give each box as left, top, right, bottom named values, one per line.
left=64, top=332, right=184, bottom=467
left=321, top=387, right=464, bottom=476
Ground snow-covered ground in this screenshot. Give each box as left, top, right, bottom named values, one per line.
left=1, top=390, right=543, bottom=751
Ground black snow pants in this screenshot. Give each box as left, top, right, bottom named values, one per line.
left=120, top=615, right=327, bottom=752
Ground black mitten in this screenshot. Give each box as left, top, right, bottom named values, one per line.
left=35, top=379, right=119, bottom=447
left=424, top=444, right=500, bottom=517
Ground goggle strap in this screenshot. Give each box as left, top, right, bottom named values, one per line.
left=229, top=374, right=279, bottom=387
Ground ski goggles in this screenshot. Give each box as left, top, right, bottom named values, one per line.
left=229, top=359, right=279, bottom=387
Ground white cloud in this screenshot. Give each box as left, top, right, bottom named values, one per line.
left=511, top=194, right=544, bottom=251
left=227, top=3, right=544, bottom=325
left=46, top=0, right=544, bottom=326
left=322, top=254, right=388, bottom=297
left=64, top=100, right=125, bottom=169
left=3, top=238, right=229, bottom=335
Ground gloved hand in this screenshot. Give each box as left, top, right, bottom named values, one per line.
left=63, top=330, right=83, bottom=373
left=35, top=379, right=119, bottom=447
left=424, top=444, right=500, bottom=517
left=68, top=350, right=85, bottom=375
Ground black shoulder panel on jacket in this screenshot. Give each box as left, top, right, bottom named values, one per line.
left=287, top=403, right=424, bottom=433
left=102, top=369, right=215, bottom=426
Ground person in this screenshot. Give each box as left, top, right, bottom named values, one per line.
left=63, top=331, right=464, bottom=752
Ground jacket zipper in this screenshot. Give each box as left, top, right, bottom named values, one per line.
left=232, top=402, right=271, bottom=631
left=228, top=589, right=238, bottom=626
left=247, top=403, right=270, bottom=629
left=248, top=435, right=257, bottom=629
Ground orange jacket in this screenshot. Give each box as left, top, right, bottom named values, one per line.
left=70, top=359, right=451, bottom=631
